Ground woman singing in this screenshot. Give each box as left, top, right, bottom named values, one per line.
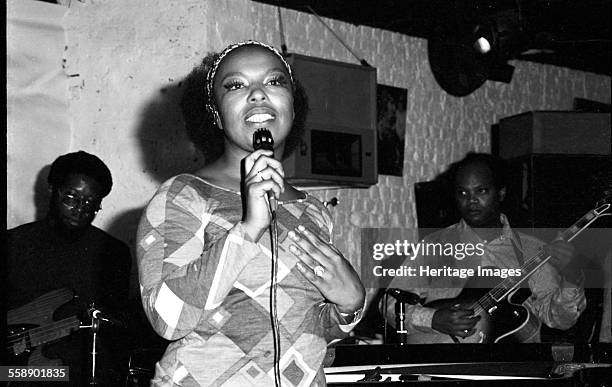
left=137, top=41, right=365, bottom=386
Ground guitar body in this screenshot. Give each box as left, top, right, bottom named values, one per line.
left=404, top=290, right=491, bottom=344
left=7, top=288, right=81, bottom=365
left=405, top=287, right=539, bottom=344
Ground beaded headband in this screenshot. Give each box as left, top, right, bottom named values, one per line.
left=205, top=40, right=294, bottom=120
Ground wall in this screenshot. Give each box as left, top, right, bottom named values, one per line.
left=7, top=0, right=71, bottom=227
left=7, top=0, right=611, bottom=298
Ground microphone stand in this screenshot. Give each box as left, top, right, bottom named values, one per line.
left=80, top=304, right=123, bottom=385
left=395, top=301, right=408, bottom=345
left=79, top=303, right=101, bottom=386
left=385, top=289, right=422, bottom=345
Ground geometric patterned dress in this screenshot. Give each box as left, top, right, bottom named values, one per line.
left=137, top=174, right=359, bottom=386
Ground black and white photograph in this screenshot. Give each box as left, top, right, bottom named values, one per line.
left=377, top=84, right=407, bottom=177
left=6, top=1, right=611, bottom=386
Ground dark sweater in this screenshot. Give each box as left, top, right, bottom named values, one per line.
left=7, top=219, right=131, bottom=386
left=8, top=219, right=130, bottom=309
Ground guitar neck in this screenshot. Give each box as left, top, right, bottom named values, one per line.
left=29, top=316, right=81, bottom=347
left=477, top=203, right=610, bottom=310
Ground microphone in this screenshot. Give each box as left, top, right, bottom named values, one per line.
left=386, top=288, right=422, bottom=305
left=252, top=128, right=277, bottom=213
left=88, top=307, right=124, bottom=327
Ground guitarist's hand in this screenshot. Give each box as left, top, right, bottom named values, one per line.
left=432, top=305, right=480, bottom=338
left=545, top=240, right=582, bottom=284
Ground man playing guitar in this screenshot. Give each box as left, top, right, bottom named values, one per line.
left=384, top=152, right=586, bottom=343
left=7, top=151, right=131, bottom=385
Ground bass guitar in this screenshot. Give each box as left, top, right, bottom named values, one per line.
left=406, top=199, right=610, bottom=344
left=7, top=288, right=81, bottom=365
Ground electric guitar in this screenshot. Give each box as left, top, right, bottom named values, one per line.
left=7, top=288, right=82, bottom=365
left=406, top=199, right=610, bottom=344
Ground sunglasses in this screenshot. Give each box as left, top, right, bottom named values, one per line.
left=60, top=191, right=102, bottom=213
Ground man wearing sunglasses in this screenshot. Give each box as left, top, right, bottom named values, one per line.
left=7, top=151, right=131, bottom=386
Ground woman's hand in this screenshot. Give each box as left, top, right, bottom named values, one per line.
left=288, top=225, right=365, bottom=313
left=242, top=149, right=285, bottom=240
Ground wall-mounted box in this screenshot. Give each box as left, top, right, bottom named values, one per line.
left=283, top=54, right=378, bottom=188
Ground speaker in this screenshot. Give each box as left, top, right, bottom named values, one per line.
left=504, top=154, right=611, bottom=229
left=504, top=154, right=612, bottom=344
left=497, top=111, right=610, bottom=159
left=414, top=180, right=460, bottom=238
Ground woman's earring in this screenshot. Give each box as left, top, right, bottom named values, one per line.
left=214, top=110, right=223, bottom=131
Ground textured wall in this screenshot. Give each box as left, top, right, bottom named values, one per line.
left=8, top=0, right=611, bottom=296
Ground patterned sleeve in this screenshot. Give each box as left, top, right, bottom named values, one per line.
left=319, top=301, right=366, bottom=344
left=136, top=176, right=262, bottom=340
left=523, top=236, right=586, bottom=330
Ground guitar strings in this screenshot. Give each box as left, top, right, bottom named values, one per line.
left=7, top=315, right=79, bottom=337
left=471, top=208, right=602, bottom=314
left=7, top=288, right=83, bottom=353
left=7, top=318, right=81, bottom=349
left=8, top=289, right=74, bottom=322
left=7, top=318, right=80, bottom=345
left=487, top=212, right=589, bottom=304
left=10, top=304, right=69, bottom=322
left=471, top=249, right=548, bottom=315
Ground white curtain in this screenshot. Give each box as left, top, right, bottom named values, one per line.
left=7, top=0, right=70, bottom=228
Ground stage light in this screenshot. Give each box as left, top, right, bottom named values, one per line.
left=474, top=36, right=492, bottom=53
left=427, top=2, right=524, bottom=96
left=473, top=23, right=496, bottom=54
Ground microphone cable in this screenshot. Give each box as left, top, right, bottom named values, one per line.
left=253, top=128, right=282, bottom=386
left=270, top=211, right=281, bottom=387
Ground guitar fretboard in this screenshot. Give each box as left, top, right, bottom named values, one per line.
left=28, top=316, right=81, bottom=346
left=473, top=202, right=609, bottom=315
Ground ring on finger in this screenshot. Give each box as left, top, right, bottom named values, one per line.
left=463, top=329, right=469, bottom=335
left=314, top=265, right=325, bottom=277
